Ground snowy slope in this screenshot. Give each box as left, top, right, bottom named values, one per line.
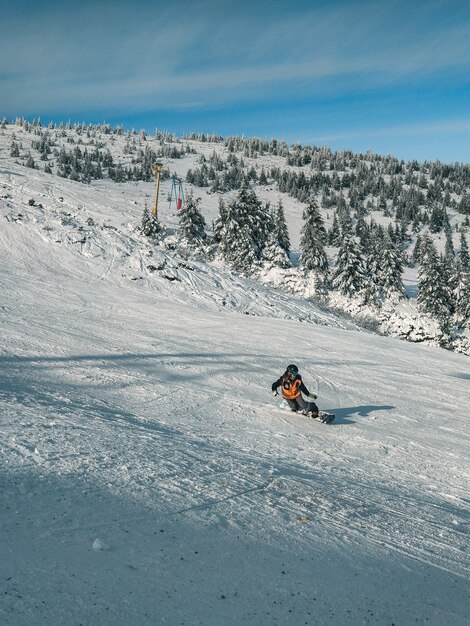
left=1, top=136, right=470, bottom=625
left=4, top=120, right=469, bottom=354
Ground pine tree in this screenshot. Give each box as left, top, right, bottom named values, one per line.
left=258, top=168, right=268, bottom=185
left=379, top=233, right=405, bottom=299
left=436, top=317, right=454, bottom=350
left=366, top=230, right=384, bottom=303
left=219, top=205, right=257, bottom=272
left=233, top=184, right=271, bottom=255
left=458, top=232, right=469, bottom=271
left=454, top=233, right=470, bottom=326
left=274, top=200, right=290, bottom=256
left=218, top=185, right=269, bottom=272
left=300, top=196, right=328, bottom=275
left=331, top=233, right=367, bottom=298
left=429, top=204, right=444, bottom=233
left=367, top=230, right=405, bottom=303
left=10, top=141, right=20, bottom=157
left=328, top=211, right=341, bottom=246
left=458, top=193, right=470, bottom=215
left=141, top=206, right=160, bottom=237
left=263, top=230, right=291, bottom=268
left=355, top=216, right=369, bottom=249
left=417, top=235, right=449, bottom=319
left=212, top=198, right=228, bottom=244
left=412, top=234, right=422, bottom=266
left=337, top=194, right=352, bottom=237
left=178, top=193, right=206, bottom=246
left=25, top=153, right=36, bottom=169
left=454, top=264, right=470, bottom=327
left=440, top=253, right=456, bottom=313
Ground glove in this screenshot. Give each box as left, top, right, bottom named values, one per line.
left=308, top=392, right=317, bottom=400
left=272, top=389, right=279, bottom=397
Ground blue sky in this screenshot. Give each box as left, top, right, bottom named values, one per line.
left=1, top=0, right=469, bottom=162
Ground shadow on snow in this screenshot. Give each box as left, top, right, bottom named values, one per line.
left=328, top=405, right=395, bottom=424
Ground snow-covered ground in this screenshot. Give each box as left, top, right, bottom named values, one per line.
left=4, top=120, right=469, bottom=354
left=1, top=130, right=470, bottom=625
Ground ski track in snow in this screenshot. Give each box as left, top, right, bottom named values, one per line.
left=1, top=131, right=469, bottom=625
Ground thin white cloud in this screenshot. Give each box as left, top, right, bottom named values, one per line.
left=1, top=0, right=469, bottom=114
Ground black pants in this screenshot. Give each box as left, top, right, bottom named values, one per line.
left=286, top=395, right=318, bottom=415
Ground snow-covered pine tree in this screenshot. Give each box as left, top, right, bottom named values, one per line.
left=331, top=233, right=367, bottom=298
left=365, top=229, right=384, bottom=304
left=299, top=196, right=328, bottom=274
left=355, top=216, right=369, bottom=249
left=458, top=232, right=469, bottom=271
left=328, top=211, right=341, bottom=246
left=141, top=205, right=160, bottom=238
left=437, top=317, right=455, bottom=350
left=429, top=203, right=445, bottom=233
left=218, top=184, right=269, bottom=272
left=178, top=192, right=206, bottom=246
left=377, top=233, right=405, bottom=300
left=274, top=200, right=290, bottom=256
left=259, top=167, right=268, bottom=185
left=454, top=267, right=470, bottom=327
left=25, top=153, right=36, bottom=169
left=378, top=193, right=387, bottom=213
left=218, top=205, right=257, bottom=272
left=440, top=249, right=458, bottom=314
left=337, top=194, right=352, bottom=238
left=212, top=198, right=228, bottom=244
left=444, top=224, right=455, bottom=260
left=231, top=185, right=270, bottom=254
left=417, top=235, right=450, bottom=319
left=412, top=234, right=422, bottom=266
left=263, top=230, right=291, bottom=268
left=10, top=141, right=20, bottom=157
left=454, top=233, right=470, bottom=327
left=458, top=193, right=470, bottom=215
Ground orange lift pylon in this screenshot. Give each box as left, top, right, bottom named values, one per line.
left=151, top=162, right=165, bottom=218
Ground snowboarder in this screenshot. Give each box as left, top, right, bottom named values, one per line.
left=271, top=364, right=319, bottom=417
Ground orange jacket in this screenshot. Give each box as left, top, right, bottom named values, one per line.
left=282, top=376, right=302, bottom=399
left=272, top=373, right=309, bottom=400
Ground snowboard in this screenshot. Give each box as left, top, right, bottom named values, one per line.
left=275, top=400, right=335, bottom=424
left=317, top=411, right=335, bottom=424
left=297, top=409, right=335, bottom=424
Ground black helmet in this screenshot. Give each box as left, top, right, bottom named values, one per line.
left=286, top=364, right=298, bottom=374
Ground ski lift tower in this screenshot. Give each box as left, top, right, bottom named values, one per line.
left=168, top=173, right=185, bottom=211
left=151, top=162, right=165, bottom=218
